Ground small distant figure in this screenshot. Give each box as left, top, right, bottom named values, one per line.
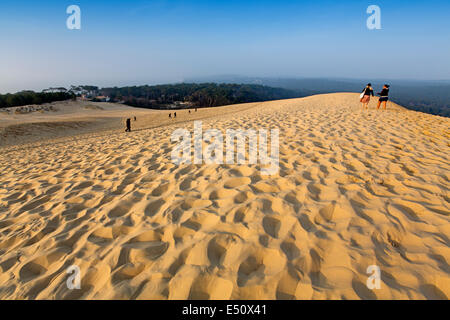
left=377, top=84, right=390, bottom=110
left=169, top=113, right=172, bottom=118
left=174, top=112, right=177, bottom=118
left=125, top=118, right=131, bottom=132
left=188, top=110, right=191, bottom=114
left=134, top=116, right=137, bottom=121
left=360, top=83, right=374, bottom=109
left=195, top=108, right=197, bottom=112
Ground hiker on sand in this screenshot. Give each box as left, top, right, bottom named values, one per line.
left=125, top=118, right=131, bottom=132
left=377, top=84, right=390, bottom=110
left=360, top=83, right=374, bottom=109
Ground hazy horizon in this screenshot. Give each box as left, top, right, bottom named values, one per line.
left=2, top=75, right=450, bottom=95
left=1, top=0, right=449, bottom=94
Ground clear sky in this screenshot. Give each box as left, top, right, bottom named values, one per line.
left=0, top=0, right=449, bottom=93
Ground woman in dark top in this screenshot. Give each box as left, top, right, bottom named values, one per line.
left=360, top=83, right=374, bottom=109
left=377, top=84, right=390, bottom=110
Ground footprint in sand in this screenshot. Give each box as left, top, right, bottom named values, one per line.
left=207, top=234, right=240, bottom=267
left=280, top=240, right=301, bottom=261
left=151, top=183, right=171, bottom=196
left=262, top=216, right=281, bottom=238
left=180, top=199, right=212, bottom=210
left=117, top=230, right=169, bottom=267
left=224, top=177, right=251, bottom=189
left=87, top=226, right=132, bottom=246
left=62, top=263, right=111, bottom=299
left=107, top=200, right=136, bottom=218
left=144, top=199, right=166, bottom=217
left=188, top=275, right=234, bottom=300
left=19, top=248, right=70, bottom=282
left=237, top=249, right=285, bottom=287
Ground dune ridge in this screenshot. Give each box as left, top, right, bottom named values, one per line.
left=0, top=93, right=449, bottom=300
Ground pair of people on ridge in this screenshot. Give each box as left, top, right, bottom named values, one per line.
left=360, top=83, right=390, bottom=110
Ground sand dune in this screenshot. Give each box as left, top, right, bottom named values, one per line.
left=0, top=93, right=449, bottom=300
left=0, top=100, right=159, bottom=147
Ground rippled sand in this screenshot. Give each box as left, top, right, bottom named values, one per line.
left=0, top=93, right=449, bottom=299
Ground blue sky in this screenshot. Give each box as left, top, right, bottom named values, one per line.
left=0, top=0, right=449, bottom=93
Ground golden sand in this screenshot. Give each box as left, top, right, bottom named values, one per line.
left=0, top=93, right=448, bottom=299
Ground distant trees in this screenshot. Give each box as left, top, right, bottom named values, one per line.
left=0, top=91, right=75, bottom=108
left=70, top=85, right=99, bottom=92
left=101, top=83, right=300, bottom=109
left=399, top=100, right=450, bottom=117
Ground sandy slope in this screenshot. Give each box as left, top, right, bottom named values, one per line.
left=0, top=100, right=159, bottom=147
left=0, top=93, right=449, bottom=300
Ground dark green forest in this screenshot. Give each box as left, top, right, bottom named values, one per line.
left=0, top=83, right=299, bottom=110
left=0, top=91, right=74, bottom=108
left=101, top=83, right=300, bottom=108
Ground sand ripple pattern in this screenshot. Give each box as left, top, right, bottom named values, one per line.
left=0, top=93, right=449, bottom=299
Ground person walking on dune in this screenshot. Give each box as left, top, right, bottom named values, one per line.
left=377, top=84, right=390, bottom=110
left=125, top=118, right=131, bottom=132
left=360, top=83, right=374, bottom=109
